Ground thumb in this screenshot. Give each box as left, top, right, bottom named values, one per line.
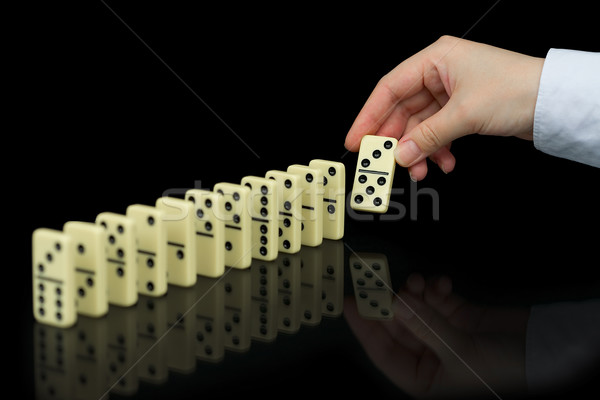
left=394, top=102, right=470, bottom=167
left=393, top=290, right=470, bottom=363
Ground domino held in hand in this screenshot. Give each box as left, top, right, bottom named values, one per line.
left=350, top=135, right=398, bottom=213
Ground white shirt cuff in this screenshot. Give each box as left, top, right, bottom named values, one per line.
left=533, top=48, right=600, bottom=168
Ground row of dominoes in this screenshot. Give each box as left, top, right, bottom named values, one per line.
left=32, top=159, right=345, bottom=328
left=34, top=242, right=344, bottom=399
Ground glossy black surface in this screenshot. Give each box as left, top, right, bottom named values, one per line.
left=23, top=230, right=599, bottom=400
left=15, top=2, right=599, bottom=399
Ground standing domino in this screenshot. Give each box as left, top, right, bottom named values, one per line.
left=126, top=204, right=168, bottom=297
left=308, top=159, right=345, bottom=240
left=32, top=228, right=77, bottom=328
left=350, top=135, right=398, bottom=213
left=64, top=221, right=109, bottom=318
left=287, top=164, right=324, bottom=247
left=241, top=176, right=279, bottom=261
left=96, top=212, right=138, bottom=307
left=265, top=170, right=302, bottom=254
left=213, top=183, right=252, bottom=269
left=156, top=196, right=197, bottom=287
left=185, top=189, right=225, bottom=278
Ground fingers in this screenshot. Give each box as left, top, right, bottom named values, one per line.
left=344, top=36, right=476, bottom=180
left=344, top=45, right=438, bottom=152
left=406, top=272, right=426, bottom=295
left=404, top=273, right=461, bottom=320
left=392, top=288, right=471, bottom=363
left=407, top=160, right=428, bottom=182
left=343, top=82, right=402, bottom=152
left=343, top=296, right=440, bottom=395
left=423, top=275, right=457, bottom=315
left=429, top=145, right=456, bottom=174
left=394, top=97, right=469, bottom=169
left=344, top=296, right=423, bottom=355
left=343, top=297, right=421, bottom=377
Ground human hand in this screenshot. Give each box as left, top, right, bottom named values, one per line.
left=344, top=36, right=545, bottom=181
left=344, top=273, right=530, bottom=398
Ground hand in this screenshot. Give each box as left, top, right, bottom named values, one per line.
left=344, top=273, right=530, bottom=398
left=344, top=36, right=545, bottom=181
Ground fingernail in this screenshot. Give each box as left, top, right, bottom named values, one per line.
left=408, top=170, right=417, bottom=182
left=394, top=140, right=422, bottom=166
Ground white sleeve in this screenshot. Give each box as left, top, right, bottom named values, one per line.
left=533, top=48, right=600, bottom=168
left=526, top=299, right=600, bottom=394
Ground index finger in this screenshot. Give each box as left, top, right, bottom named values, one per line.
left=344, top=44, right=437, bottom=152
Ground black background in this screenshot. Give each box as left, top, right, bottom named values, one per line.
left=12, top=1, right=599, bottom=398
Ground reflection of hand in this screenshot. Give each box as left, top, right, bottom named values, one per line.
left=344, top=273, right=531, bottom=398
left=344, top=36, right=544, bottom=181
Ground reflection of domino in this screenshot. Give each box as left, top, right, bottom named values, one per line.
left=195, top=276, right=225, bottom=363
left=106, top=305, right=138, bottom=395
left=349, top=252, right=394, bottom=320
left=320, top=239, right=344, bottom=317
left=165, top=285, right=197, bottom=374
left=34, top=323, right=76, bottom=399
left=73, top=316, right=107, bottom=400
left=276, top=252, right=302, bottom=333
left=136, top=295, right=168, bottom=384
left=250, top=258, right=278, bottom=342
left=222, top=268, right=251, bottom=352
left=299, top=246, right=323, bottom=326
left=350, top=135, right=398, bottom=213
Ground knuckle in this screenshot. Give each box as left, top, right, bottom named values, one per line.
left=436, top=34, right=456, bottom=46
left=434, top=35, right=465, bottom=56
left=417, top=121, right=444, bottom=151
left=378, top=78, right=401, bottom=105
